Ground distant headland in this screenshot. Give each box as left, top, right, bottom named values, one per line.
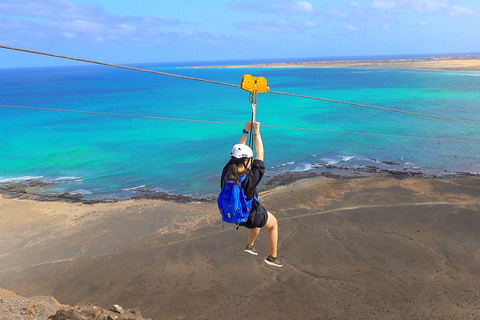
left=191, top=55, right=480, bottom=71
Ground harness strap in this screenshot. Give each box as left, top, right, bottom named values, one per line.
left=248, top=91, right=257, bottom=163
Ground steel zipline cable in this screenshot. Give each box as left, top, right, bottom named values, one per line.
left=267, top=90, right=480, bottom=126
left=1, top=44, right=480, bottom=137
left=0, top=45, right=239, bottom=89
left=0, top=104, right=474, bottom=143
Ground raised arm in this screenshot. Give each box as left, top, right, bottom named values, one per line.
left=253, top=122, right=264, bottom=161
left=238, top=121, right=252, bottom=145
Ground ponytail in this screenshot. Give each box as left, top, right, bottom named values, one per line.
left=227, top=157, right=249, bottom=182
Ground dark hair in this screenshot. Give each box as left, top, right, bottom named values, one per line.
left=227, top=157, right=250, bottom=182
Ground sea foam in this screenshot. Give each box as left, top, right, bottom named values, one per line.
left=0, top=176, right=44, bottom=184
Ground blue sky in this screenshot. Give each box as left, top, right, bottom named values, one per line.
left=1, top=0, right=479, bottom=68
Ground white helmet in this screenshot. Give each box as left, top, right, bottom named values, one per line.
left=231, top=144, right=253, bottom=159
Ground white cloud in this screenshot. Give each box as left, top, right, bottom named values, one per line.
left=411, top=20, right=430, bottom=27
left=292, top=1, right=316, bottom=14
left=241, top=20, right=290, bottom=33
left=118, top=24, right=137, bottom=35
left=347, top=24, right=361, bottom=31
left=350, top=0, right=452, bottom=12
left=409, top=0, right=448, bottom=12
left=236, top=19, right=317, bottom=33
left=349, top=0, right=477, bottom=15
left=329, top=10, right=348, bottom=18
left=229, top=0, right=317, bottom=15
left=303, top=21, right=318, bottom=27
left=0, top=0, right=184, bottom=47
left=60, top=20, right=104, bottom=34
left=449, top=5, right=478, bottom=16
left=228, top=1, right=276, bottom=13
left=371, top=1, right=399, bottom=9
left=0, top=16, right=33, bottom=30
left=0, top=0, right=104, bottom=20
left=331, top=4, right=398, bottom=33
left=61, top=32, right=76, bottom=39
left=350, top=0, right=403, bottom=10
left=350, top=1, right=363, bottom=8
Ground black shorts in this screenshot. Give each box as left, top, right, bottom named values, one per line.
left=240, top=202, right=268, bottom=229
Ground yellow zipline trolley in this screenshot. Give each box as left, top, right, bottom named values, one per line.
left=240, top=74, right=269, bottom=153
left=240, top=74, right=269, bottom=94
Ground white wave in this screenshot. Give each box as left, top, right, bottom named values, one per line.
left=293, top=164, right=314, bottom=172
left=321, top=155, right=356, bottom=165
left=341, top=156, right=355, bottom=162
left=276, top=162, right=296, bottom=167
left=54, top=176, right=84, bottom=183
left=147, top=187, right=168, bottom=193
left=122, top=185, right=146, bottom=191
left=320, top=158, right=340, bottom=165
left=403, top=162, right=421, bottom=170
left=70, top=189, right=93, bottom=195
left=0, top=176, right=44, bottom=184
left=55, top=176, right=82, bottom=181
left=436, top=71, right=480, bottom=77
left=352, top=70, right=384, bottom=74
left=355, top=156, right=381, bottom=164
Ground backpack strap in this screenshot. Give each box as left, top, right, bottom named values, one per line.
left=224, top=173, right=247, bottom=186
left=236, top=174, right=248, bottom=229
left=238, top=173, right=247, bottom=184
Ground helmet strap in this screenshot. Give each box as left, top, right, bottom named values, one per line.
left=242, top=158, right=251, bottom=171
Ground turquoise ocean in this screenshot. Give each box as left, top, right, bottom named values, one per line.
left=1, top=57, right=480, bottom=199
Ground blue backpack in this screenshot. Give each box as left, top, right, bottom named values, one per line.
left=218, top=174, right=254, bottom=229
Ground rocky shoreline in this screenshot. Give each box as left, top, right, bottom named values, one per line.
left=1, top=164, right=479, bottom=204
left=0, top=181, right=217, bottom=204
left=263, top=164, right=479, bottom=189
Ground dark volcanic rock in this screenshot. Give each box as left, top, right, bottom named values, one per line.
left=132, top=189, right=215, bottom=203
left=48, top=304, right=149, bottom=320
left=29, top=180, right=52, bottom=187
left=59, top=192, right=83, bottom=201
left=0, top=183, right=28, bottom=192
left=263, top=171, right=319, bottom=189
left=382, top=161, right=400, bottom=165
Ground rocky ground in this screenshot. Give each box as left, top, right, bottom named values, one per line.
left=0, top=287, right=149, bottom=320
left=2, top=175, right=480, bottom=319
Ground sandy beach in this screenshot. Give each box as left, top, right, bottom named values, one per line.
left=2, top=174, right=480, bottom=319
left=195, top=56, right=480, bottom=71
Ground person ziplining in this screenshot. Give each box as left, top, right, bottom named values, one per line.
left=218, top=75, right=283, bottom=267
